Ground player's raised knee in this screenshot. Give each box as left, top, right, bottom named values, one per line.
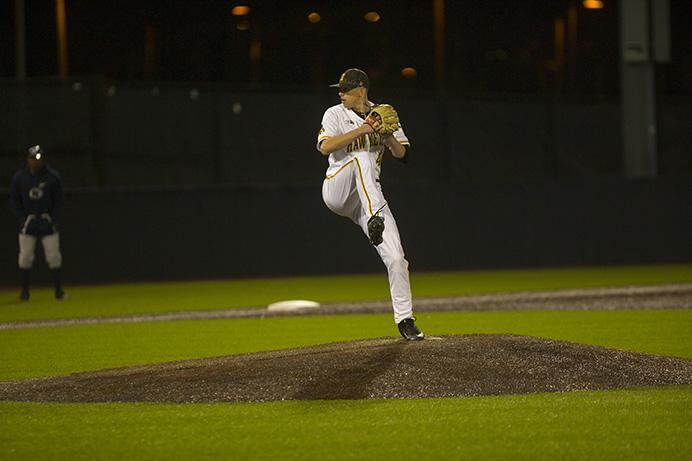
left=323, top=194, right=337, bottom=211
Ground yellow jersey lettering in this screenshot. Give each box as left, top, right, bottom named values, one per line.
left=367, top=132, right=385, bottom=146
left=345, top=133, right=385, bottom=153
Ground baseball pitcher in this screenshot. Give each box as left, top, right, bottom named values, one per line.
left=317, top=68, right=424, bottom=340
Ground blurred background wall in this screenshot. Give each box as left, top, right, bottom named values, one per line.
left=1, top=84, right=687, bottom=188
left=1, top=0, right=690, bottom=284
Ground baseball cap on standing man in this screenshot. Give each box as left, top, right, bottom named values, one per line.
left=27, top=145, right=43, bottom=160
left=329, top=68, right=369, bottom=92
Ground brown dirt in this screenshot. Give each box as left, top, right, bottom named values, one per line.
left=1, top=334, right=691, bottom=403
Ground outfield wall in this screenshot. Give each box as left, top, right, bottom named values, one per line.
left=2, top=80, right=691, bottom=189
left=1, top=178, right=689, bottom=284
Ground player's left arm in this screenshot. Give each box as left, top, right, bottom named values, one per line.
left=384, top=123, right=410, bottom=163
left=383, top=135, right=407, bottom=160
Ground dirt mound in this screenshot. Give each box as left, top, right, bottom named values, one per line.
left=1, top=334, right=691, bottom=403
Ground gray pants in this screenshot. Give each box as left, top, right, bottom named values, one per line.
left=18, top=233, right=62, bottom=269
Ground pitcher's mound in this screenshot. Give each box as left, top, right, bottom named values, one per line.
left=2, top=334, right=692, bottom=403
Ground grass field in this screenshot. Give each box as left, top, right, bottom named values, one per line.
left=1, top=263, right=691, bottom=322
left=1, top=264, right=691, bottom=460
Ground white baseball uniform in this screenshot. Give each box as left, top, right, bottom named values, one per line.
left=317, top=103, right=413, bottom=323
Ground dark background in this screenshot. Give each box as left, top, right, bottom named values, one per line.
left=1, top=0, right=691, bottom=94
left=1, top=0, right=691, bottom=284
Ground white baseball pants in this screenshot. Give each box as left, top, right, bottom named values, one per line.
left=18, top=233, right=63, bottom=269
left=322, top=151, right=413, bottom=323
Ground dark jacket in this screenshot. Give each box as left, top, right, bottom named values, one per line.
left=10, top=164, right=64, bottom=235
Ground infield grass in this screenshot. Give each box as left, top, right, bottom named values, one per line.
left=0, top=263, right=690, bottom=322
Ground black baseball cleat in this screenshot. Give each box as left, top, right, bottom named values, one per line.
left=55, top=289, right=67, bottom=301
left=19, top=291, right=30, bottom=301
left=398, top=317, right=425, bottom=341
left=367, top=214, right=385, bottom=246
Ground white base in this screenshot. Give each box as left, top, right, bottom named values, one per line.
left=267, top=300, right=321, bottom=312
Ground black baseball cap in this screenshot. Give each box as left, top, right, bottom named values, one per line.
left=27, top=145, right=43, bottom=160
left=329, top=68, right=369, bottom=92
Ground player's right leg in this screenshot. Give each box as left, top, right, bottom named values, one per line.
left=356, top=205, right=424, bottom=340
left=357, top=207, right=413, bottom=320
left=18, top=234, right=37, bottom=300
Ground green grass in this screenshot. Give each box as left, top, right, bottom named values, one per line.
left=1, top=386, right=691, bottom=460
left=0, top=263, right=690, bottom=322
left=1, top=265, right=691, bottom=460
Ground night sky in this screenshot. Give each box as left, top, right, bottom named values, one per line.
left=2, top=0, right=691, bottom=94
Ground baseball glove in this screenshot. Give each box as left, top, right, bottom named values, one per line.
left=364, top=104, right=400, bottom=135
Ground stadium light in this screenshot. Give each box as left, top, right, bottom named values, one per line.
left=583, top=0, right=604, bottom=9
left=401, top=67, right=417, bottom=79
left=364, top=12, right=380, bottom=22
left=231, top=5, right=250, bottom=16
left=308, top=12, right=321, bottom=23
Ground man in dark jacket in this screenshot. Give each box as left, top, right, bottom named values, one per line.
left=10, top=145, right=66, bottom=300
